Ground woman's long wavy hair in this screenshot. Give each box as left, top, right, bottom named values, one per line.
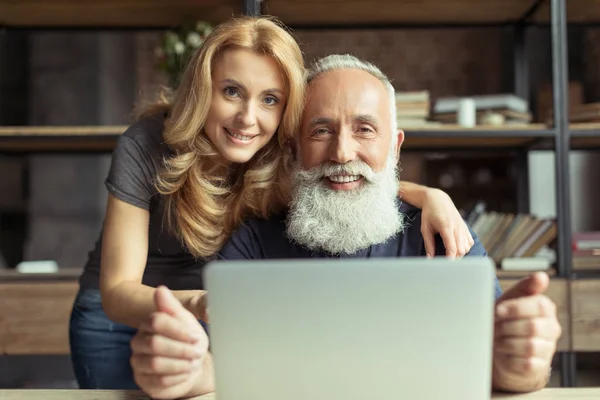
left=153, top=16, right=305, bottom=259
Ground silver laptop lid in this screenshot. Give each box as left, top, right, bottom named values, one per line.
left=205, top=257, right=495, bottom=400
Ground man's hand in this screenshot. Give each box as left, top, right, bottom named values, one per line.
left=189, top=290, right=210, bottom=323
left=492, top=273, right=561, bottom=393
left=420, top=188, right=474, bottom=258
left=131, top=286, right=213, bottom=399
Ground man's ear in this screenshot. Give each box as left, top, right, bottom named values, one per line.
left=395, top=129, right=405, bottom=158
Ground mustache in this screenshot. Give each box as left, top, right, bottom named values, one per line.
left=298, top=160, right=377, bottom=183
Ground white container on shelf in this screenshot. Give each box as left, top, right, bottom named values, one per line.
left=457, top=98, right=476, bottom=127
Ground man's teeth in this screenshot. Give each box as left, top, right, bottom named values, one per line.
left=226, top=128, right=253, bottom=141
left=327, top=175, right=361, bottom=183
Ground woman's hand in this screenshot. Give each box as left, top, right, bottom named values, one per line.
left=420, top=188, right=474, bottom=258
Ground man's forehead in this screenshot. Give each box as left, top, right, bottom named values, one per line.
left=303, top=69, right=390, bottom=122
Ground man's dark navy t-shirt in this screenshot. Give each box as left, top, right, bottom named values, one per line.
left=218, top=202, right=503, bottom=300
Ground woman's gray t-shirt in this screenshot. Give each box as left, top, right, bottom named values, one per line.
left=79, top=114, right=207, bottom=290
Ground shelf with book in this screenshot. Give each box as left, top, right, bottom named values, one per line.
left=0, top=126, right=125, bottom=153
left=0, top=124, right=557, bottom=153
left=403, top=125, right=554, bottom=150
left=570, top=124, right=600, bottom=150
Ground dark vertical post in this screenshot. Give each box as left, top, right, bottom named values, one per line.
left=551, top=0, right=576, bottom=388
left=514, top=23, right=529, bottom=101
left=515, top=150, right=530, bottom=214
left=244, top=0, right=262, bottom=16
left=514, top=23, right=530, bottom=214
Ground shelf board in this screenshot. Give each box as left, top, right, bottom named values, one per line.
left=0, top=124, right=557, bottom=153
left=0, top=0, right=239, bottom=28
left=0, top=126, right=125, bottom=153
left=570, top=124, right=600, bottom=150
left=263, top=0, right=538, bottom=27
left=403, top=124, right=554, bottom=150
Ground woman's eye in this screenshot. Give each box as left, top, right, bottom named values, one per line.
left=224, top=87, right=239, bottom=97
left=264, top=95, right=278, bottom=105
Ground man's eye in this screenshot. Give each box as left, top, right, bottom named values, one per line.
left=358, top=126, right=373, bottom=133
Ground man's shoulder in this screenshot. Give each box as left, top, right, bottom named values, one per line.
left=395, top=201, right=487, bottom=257
left=237, top=210, right=288, bottom=234
left=397, top=201, right=425, bottom=235
left=219, top=211, right=291, bottom=260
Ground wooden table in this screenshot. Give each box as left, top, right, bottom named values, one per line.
left=0, top=389, right=599, bottom=399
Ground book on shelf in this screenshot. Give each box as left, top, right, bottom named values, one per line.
left=434, top=94, right=529, bottom=115
left=432, top=109, right=532, bottom=125
left=547, top=102, right=600, bottom=124
left=395, top=90, right=433, bottom=127
left=572, top=232, right=600, bottom=271
left=468, top=208, right=557, bottom=274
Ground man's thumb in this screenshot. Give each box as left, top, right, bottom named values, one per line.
left=154, top=285, right=183, bottom=316
left=497, top=272, right=549, bottom=302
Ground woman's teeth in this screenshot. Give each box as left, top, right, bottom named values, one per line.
left=327, top=175, right=361, bottom=183
left=226, top=128, right=253, bottom=142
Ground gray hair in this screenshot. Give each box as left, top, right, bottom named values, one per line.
left=306, top=54, right=398, bottom=137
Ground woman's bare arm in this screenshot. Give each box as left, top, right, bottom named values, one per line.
left=99, top=194, right=206, bottom=328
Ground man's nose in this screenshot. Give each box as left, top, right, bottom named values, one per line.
left=237, top=101, right=257, bottom=127
left=329, top=130, right=357, bottom=164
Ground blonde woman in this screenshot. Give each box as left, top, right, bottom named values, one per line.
left=69, top=16, right=473, bottom=390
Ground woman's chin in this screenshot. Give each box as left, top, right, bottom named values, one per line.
left=219, top=148, right=256, bottom=165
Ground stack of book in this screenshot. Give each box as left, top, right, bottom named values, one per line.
left=395, top=91, right=438, bottom=127
left=547, top=102, right=600, bottom=124
left=572, top=232, right=600, bottom=271
left=432, top=94, right=532, bottom=126
left=466, top=206, right=557, bottom=274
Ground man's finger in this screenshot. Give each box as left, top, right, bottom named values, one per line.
left=496, top=317, right=561, bottom=339
left=131, top=331, right=205, bottom=360
left=494, top=353, right=548, bottom=374
left=155, top=286, right=207, bottom=329
left=495, top=295, right=556, bottom=321
left=496, top=272, right=549, bottom=302
left=135, top=372, right=190, bottom=389
left=130, top=354, right=198, bottom=375
left=421, top=225, right=436, bottom=258
left=138, top=312, right=204, bottom=344
left=494, top=337, right=556, bottom=360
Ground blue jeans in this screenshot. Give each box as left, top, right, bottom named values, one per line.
left=69, top=287, right=139, bottom=389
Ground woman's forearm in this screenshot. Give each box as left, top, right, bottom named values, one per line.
left=102, top=282, right=205, bottom=328
left=398, top=181, right=431, bottom=208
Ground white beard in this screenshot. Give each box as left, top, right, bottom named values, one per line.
left=286, top=155, right=404, bottom=255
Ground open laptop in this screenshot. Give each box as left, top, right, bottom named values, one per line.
left=203, top=257, right=496, bottom=400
